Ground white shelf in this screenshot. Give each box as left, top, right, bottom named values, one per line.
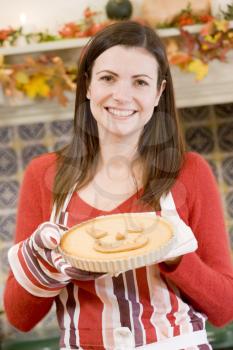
left=157, top=24, right=203, bottom=37
left=0, top=24, right=204, bottom=56
left=0, top=37, right=89, bottom=56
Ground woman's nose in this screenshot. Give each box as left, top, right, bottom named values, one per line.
left=112, top=81, right=133, bottom=103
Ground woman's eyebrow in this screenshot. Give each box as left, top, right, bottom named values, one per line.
left=96, top=70, right=153, bottom=79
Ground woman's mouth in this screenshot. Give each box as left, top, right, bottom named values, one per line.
left=105, top=107, right=137, bottom=119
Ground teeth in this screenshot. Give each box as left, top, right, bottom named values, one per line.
left=107, top=108, right=135, bottom=117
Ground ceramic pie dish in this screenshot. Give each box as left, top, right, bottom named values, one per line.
left=59, top=212, right=176, bottom=274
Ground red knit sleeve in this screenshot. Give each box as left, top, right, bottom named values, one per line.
left=159, top=152, right=233, bottom=327
left=4, top=155, right=55, bottom=331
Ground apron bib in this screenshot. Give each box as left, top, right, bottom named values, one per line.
left=50, top=188, right=212, bottom=350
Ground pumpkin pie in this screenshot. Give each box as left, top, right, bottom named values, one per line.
left=59, top=212, right=176, bottom=274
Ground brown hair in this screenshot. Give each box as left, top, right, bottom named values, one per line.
left=53, top=21, right=185, bottom=216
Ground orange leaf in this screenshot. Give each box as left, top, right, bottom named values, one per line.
left=200, top=21, right=214, bottom=36
left=169, top=53, right=191, bottom=65
left=166, top=39, right=179, bottom=56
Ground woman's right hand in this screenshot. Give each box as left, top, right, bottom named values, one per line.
left=8, top=222, right=104, bottom=298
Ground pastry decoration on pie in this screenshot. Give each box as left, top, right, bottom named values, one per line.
left=86, top=224, right=148, bottom=253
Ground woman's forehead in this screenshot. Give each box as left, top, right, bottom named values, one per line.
left=92, top=45, right=159, bottom=77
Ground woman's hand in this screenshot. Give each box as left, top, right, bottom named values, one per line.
left=8, top=222, right=104, bottom=297
left=163, top=256, right=182, bottom=266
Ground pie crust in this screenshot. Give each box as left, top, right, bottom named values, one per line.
left=59, top=212, right=176, bottom=274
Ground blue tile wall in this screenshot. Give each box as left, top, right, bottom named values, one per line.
left=22, top=144, right=49, bottom=167
left=0, top=148, right=18, bottom=176
left=0, top=180, right=19, bottom=209
left=18, top=123, right=46, bottom=140
left=218, top=122, right=233, bottom=151
left=50, top=120, right=73, bottom=136
left=0, top=127, right=14, bottom=143
left=222, top=157, right=233, bottom=186
left=185, top=126, right=215, bottom=153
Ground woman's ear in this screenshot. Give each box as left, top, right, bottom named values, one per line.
left=154, top=79, right=166, bottom=107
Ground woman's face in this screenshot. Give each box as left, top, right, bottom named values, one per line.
left=86, top=45, right=165, bottom=141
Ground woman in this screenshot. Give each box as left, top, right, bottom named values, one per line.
left=4, top=21, right=233, bottom=350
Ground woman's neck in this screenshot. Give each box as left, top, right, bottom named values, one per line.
left=98, top=140, right=139, bottom=178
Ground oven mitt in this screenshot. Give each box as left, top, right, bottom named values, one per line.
left=8, top=222, right=104, bottom=297
left=158, top=215, right=198, bottom=263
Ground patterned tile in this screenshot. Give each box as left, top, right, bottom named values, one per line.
left=185, top=126, right=215, bottom=153
left=0, top=244, right=10, bottom=275
left=218, top=122, right=233, bottom=152
left=0, top=180, right=19, bottom=209
left=222, top=156, right=233, bottom=186
left=0, top=148, right=18, bottom=176
left=214, top=103, right=233, bottom=119
left=0, top=127, right=14, bottom=144
left=229, top=225, right=233, bottom=247
left=0, top=214, right=16, bottom=242
left=179, top=106, right=210, bottom=122
left=53, top=140, right=69, bottom=152
left=18, top=123, right=45, bottom=141
left=226, top=191, right=233, bottom=219
left=22, top=144, right=48, bottom=168
left=207, top=159, right=219, bottom=181
left=50, top=120, right=73, bottom=137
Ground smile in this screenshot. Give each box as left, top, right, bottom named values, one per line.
left=105, top=107, right=137, bottom=118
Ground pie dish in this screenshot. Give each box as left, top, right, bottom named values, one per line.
left=59, top=212, right=176, bottom=274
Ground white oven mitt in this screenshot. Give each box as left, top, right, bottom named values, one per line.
left=158, top=214, right=198, bottom=263
left=159, top=191, right=198, bottom=262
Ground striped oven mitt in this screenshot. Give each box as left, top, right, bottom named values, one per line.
left=8, top=222, right=103, bottom=297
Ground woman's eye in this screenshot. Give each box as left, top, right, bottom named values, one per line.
left=135, top=79, right=148, bottom=86
left=100, top=75, right=114, bottom=82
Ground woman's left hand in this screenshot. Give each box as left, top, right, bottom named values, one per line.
left=163, top=256, right=182, bottom=266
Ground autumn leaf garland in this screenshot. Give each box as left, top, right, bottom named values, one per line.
left=166, top=19, right=233, bottom=80
left=0, top=19, right=232, bottom=105
left=0, top=55, right=77, bottom=106
left=0, top=5, right=233, bottom=104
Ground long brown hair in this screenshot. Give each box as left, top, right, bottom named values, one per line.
left=53, top=21, right=185, bottom=216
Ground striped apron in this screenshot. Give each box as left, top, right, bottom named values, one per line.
left=50, top=189, right=212, bottom=350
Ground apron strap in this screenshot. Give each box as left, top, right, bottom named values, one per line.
left=50, top=184, right=77, bottom=224
left=160, top=191, right=178, bottom=216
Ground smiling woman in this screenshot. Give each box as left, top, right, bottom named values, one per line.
left=4, top=21, right=233, bottom=350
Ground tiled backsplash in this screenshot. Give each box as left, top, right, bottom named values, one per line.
left=180, top=104, right=233, bottom=241
left=0, top=103, right=233, bottom=340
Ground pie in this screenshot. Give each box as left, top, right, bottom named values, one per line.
left=59, top=212, right=176, bottom=274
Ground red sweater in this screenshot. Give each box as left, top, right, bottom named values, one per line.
left=4, top=151, right=233, bottom=331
